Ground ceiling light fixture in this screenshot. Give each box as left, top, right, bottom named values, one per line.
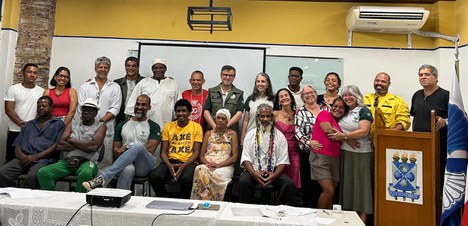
left=187, top=0, right=232, bottom=34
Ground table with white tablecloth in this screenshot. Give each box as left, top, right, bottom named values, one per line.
left=218, top=202, right=364, bottom=226
left=0, top=188, right=363, bottom=226
left=0, top=189, right=222, bottom=226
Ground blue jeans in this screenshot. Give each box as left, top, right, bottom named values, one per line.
left=100, top=143, right=155, bottom=190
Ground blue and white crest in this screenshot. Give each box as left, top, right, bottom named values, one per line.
left=386, top=150, right=423, bottom=204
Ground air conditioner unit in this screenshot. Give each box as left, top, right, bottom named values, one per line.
left=346, top=6, right=430, bottom=34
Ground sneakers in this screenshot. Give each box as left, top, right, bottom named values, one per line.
left=83, top=175, right=106, bottom=191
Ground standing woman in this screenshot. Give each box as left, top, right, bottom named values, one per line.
left=43, top=67, right=78, bottom=126
left=191, top=109, right=238, bottom=201
left=273, top=88, right=300, bottom=190
left=329, top=85, right=373, bottom=224
left=311, top=97, right=348, bottom=209
left=317, top=72, right=341, bottom=109
left=240, top=72, right=274, bottom=145
left=295, top=84, right=323, bottom=208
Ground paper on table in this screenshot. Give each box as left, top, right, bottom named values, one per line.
left=231, top=207, right=263, bottom=217
left=0, top=187, right=53, bottom=199
left=316, top=217, right=336, bottom=225
left=265, top=205, right=316, bottom=216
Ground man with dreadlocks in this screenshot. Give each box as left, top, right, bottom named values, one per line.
left=238, top=103, right=295, bottom=205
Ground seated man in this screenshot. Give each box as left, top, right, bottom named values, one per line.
left=37, top=98, right=106, bottom=192
left=83, top=94, right=161, bottom=191
left=239, top=103, right=295, bottom=205
left=0, top=96, right=65, bottom=189
left=149, top=99, right=202, bottom=199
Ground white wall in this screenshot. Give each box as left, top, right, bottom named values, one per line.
left=267, top=45, right=462, bottom=107
left=50, top=37, right=140, bottom=83
left=0, top=29, right=17, bottom=163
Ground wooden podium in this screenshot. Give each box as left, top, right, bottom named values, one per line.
left=374, top=109, right=440, bottom=226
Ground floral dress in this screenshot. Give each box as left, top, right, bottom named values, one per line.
left=190, top=130, right=234, bottom=201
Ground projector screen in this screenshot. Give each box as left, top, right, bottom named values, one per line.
left=138, top=43, right=266, bottom=96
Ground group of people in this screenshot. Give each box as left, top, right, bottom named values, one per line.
left=0, top=57, right=448, bottom=225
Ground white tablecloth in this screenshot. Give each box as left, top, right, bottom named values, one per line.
left=217, top=203, right=364, bottom=226
left=0, top=190, right=223, bottom=226
left=0, top=189, right=363, bottom=226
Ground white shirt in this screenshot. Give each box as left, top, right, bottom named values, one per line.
left=125, top=80, right=137, bottom=105
left=241, top=127, right=290, bottom=171
left=4, top=83, right=44, bottom=132
left=125, top=77, right=180, bottom=128
left=286, top=86, right=304, bottom=108
left=77, top=78, right=122, bottom=135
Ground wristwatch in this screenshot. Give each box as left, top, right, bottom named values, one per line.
left=344, top=133, right=348, bottom=140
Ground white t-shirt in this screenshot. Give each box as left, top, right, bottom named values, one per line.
left=4, top=83, right=44, bottom=132
left=120, top=119, right=153, bottom=146
left=286, top=86, right=303, bottom=108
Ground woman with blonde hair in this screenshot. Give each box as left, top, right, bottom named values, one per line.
left=295, top=84, right=323, bottom=207
left=329, top=85, right=373, bottom=223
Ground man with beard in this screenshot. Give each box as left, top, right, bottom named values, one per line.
left=0, top=96, right=65, bottom=188
left=364, top=72, right=410, bottom=143
left=77, top=56, right=122, bottom=169
left=38, top=98, right=106, bottom=192
left=124, top=59, right=179, bottom=168
left=149, top=99, right=202, bottom=199
left=238, top=103, right=295, bottom=205
left=83, top=95, right=161, bottom=191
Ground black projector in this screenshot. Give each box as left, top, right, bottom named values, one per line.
left=86, top=188, right=131, bottom=208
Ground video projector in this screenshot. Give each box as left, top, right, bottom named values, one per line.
left=86, top=188, right=131, bottom=208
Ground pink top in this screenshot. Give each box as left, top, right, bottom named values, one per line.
left=311, top=110, right=342, bottom=157
left=49, top=87, right=71, bottom=117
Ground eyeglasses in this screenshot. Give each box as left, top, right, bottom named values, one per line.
left=303, top=92, right=315, bottom=97
left=374, top=96, right=379, bottom=107
left=221, top=73, right=235, bottom=77
left=57, top=74, right=69, bottom=79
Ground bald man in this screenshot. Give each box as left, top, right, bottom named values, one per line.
left=364, top=72, right=411, bottom=142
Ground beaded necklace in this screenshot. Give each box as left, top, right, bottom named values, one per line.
left=255, top=126, right=275, bottom=172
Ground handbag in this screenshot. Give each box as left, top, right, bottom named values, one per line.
left=65, top=156, right=88, bottom=168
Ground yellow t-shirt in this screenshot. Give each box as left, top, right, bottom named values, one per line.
left=162, top=121, right=203, bottom=162
left=364, top=92, right=411, bottom=142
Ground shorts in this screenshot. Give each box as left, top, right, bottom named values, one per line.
left=309, top=151, right=340, bottom=182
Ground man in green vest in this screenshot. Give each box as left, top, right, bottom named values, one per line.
left=203, top=65, right=244, bottom=135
